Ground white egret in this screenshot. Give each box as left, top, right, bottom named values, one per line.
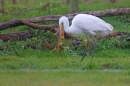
left=54, top=14, right=114, bottom=61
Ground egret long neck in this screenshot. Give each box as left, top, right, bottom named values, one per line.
left=63, top=19, right=69, bottom=32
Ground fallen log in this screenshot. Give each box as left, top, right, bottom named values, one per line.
left=0, top=31, right=80, bottom=42
left=0, top=31, right=34, bottom=42
left=21, top=20, right=58, bottom=33
left=0, top=8, right=130, bottom=30
left=21, top=8, right=130, bottom=21
left=105, top=31, right=130, bottom=37
left=104, top=31, right=130, bottom=41
left=0, top=18, right=22, bottom=30
left=0, top=31, right=129, bottom=42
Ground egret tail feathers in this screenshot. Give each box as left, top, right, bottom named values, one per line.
left=105, top=23, right=114, bottom=31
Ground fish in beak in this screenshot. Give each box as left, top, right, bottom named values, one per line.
left=60, top=23, right=65, bottom=39
left=54, top=23, right=65, bottom=52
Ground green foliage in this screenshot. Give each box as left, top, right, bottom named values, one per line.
left=98, top=35, right=130, bottom=50
left=0, top=30, right=56, bottom=55
left=61, top=31, right=130, bottom=58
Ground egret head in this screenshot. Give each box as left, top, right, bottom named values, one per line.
left=59, top=16, right=69, bottom=39
left=59, top=16, right=69, bottom=25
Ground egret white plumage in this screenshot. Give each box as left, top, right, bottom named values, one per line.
left=54, top=14, right=114, bottom=61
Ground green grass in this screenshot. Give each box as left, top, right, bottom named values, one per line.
left=0, top=50, right=130, bottom=70
left=0, top=70, right=130, bottom=86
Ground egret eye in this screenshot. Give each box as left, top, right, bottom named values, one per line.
left=61, top=22, right=63, bottom=25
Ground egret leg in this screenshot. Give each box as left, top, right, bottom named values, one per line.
left=81, top=35, right=90, bottom=61
left=91, top=35, right=97, bottom=59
